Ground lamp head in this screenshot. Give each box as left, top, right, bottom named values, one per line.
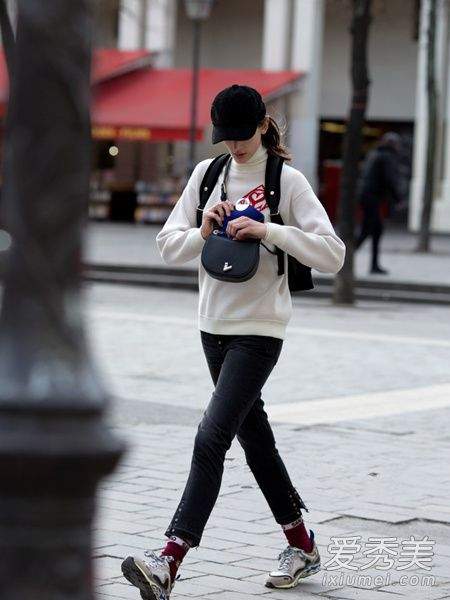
left=184, top=0, right=215, bottom=20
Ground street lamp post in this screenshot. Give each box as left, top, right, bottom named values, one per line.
left=184, top=0, right=215, bottom=176
left=139, top=0, right=149, bottom=48
left=0, top=1, right=124, bottom=597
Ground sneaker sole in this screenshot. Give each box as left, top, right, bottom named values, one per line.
left=121, top=556, right=168, bottom=600
left=265, top=561, right=321, bottom=589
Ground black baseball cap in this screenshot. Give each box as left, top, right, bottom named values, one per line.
left=211, top=84, right=266, bottom=144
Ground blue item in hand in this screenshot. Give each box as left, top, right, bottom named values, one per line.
left=219, top=204, right=265, bottom=238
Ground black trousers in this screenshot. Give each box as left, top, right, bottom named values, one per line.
left=355, top=201, right=384, bottom=269
left=164, top=331, right=308, bottom=548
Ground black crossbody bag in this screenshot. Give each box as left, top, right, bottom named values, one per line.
left=200, top=155, right=262, bottom=282
left=197, top=153, right=314, bottom=292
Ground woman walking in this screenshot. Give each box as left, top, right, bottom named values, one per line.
left=121, top=85, right=345, bottom=599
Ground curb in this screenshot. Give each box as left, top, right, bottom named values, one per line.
left=83, top=264, right=450, bottom=306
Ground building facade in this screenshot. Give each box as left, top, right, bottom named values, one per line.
left=409, top=0, right=450, bottom=233
left=91, top=0, right=449, bottom=233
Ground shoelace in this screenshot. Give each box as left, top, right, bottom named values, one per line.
left=277, top=546, right=296, bottom=572
left=144, top=550, right=172, bottom=567
left=143, top=551, right=181, bottom=587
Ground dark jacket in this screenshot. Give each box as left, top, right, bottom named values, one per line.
left=357, top=146, right=403, bottom=207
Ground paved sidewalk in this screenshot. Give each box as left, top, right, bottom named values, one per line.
left=95, top=410, right=450, bottom=600
left=84, top=222, right=450, bottom=286
left=87, top=284, right=450, bottom=600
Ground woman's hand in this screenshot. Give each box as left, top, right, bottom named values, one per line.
left=226, top=216, right=267, bottom=241
left=200, top=200, right=234, bottom=239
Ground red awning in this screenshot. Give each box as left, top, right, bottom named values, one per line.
left=92, top=49, right=152, bottom=83
left=0, top=47, right=302, bottom=141
left=92, top=68, right=303, bottom=142
left=0, top=48, right=152, bottom=113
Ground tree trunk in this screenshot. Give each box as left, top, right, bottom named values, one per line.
left=333, top=0, right=372, bottom=305
left=417, top=0, right=437, bottom=252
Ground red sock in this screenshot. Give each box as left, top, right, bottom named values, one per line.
left=282, top=516, right=313, bottom=553
left=160, top=536, right=190, bottom=582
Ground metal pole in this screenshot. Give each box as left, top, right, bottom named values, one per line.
left=0, top=1, right=124, bottom=598
left=133, top=0, right=149, bottom=200
left=139, top=0, right=149, bottom=49
left=188, top=18, right=201, bottom=176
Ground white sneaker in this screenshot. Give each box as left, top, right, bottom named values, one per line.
left=121, top=550, right=178, bottom=600
left=265, top=529, right=321, bottom=589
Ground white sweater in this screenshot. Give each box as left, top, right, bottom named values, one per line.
left=156, top=144, right=346, bottom=339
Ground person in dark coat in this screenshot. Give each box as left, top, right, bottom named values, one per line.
left=355, top=132, right=404, bottom=274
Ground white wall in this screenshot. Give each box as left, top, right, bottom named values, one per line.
left=409, top=0, right=450, bottom=233
left=174, top=0, right=264, bottom=69
left=119, top=0, right=177, bottom=64
left=321, top=0, right=418, bottom=121
left=171, top=0, right=264, bottom=174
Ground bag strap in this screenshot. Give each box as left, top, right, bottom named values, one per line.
left=196, top=153, right=230, bottom=228
left=197, top=152, right=285, bottom=277
left=264, top=153, right=286, bottom=276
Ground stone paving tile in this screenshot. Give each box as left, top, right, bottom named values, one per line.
left=94, top=544, right=165, bottom=560
left=94, top=519, right=154, bottom=536
left=230, top=555, right=280, bottom=572
left=100, top=490, right=164, bottom=506
left=94, top=556, right=124, bottom=582
left=97, top=498, right=148, bottom=514
left=200, top=526, right=284, bottom=549
left=201, top=593, right=326, bottom=600
left=185, top=547, right=259, bottom=566
left=196, top=593, right=264, bottom=600
left=379, top=575, right=446, bottom=600
left=177, top=573, right=273, bottom=595
left=209, top=505, right=268, bottom=522
left=204, top=515, right=280, bottom=535
left=169, top=578, right=228, bottom=597
left=97, top=582, right=145, bottom=599
left=325, top=586, right=444, bottom=599
left=434, top=545, right=450, bottom=558
left=225, top=543, right=286, bottom=561
left=94, top=530, right=164, bottom=549
left=179, top=559, right=259, bottom=579
left=194, top=535, right=252, bottom=551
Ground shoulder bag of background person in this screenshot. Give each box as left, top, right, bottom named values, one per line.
left=196, top=153, right=314, bottom=291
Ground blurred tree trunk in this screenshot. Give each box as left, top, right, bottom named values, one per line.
left=333, top=0, right=372, bottom=305
left=417, top=0, right=437, bottom=252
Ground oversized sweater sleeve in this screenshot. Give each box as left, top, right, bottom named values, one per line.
left=263, top=172, right=346, bottom=274
left=156, top=160, right=212, bottom=265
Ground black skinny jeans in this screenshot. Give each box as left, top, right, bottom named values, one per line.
left=355, top=201, right=384, bottom=269
left=164, top=331, right=309, bottom=548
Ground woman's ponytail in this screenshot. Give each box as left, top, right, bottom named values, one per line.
left=261, top=115, right=292, bottom=161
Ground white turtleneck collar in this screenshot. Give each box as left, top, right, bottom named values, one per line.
left=230, top=143, right=267, bottom=173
